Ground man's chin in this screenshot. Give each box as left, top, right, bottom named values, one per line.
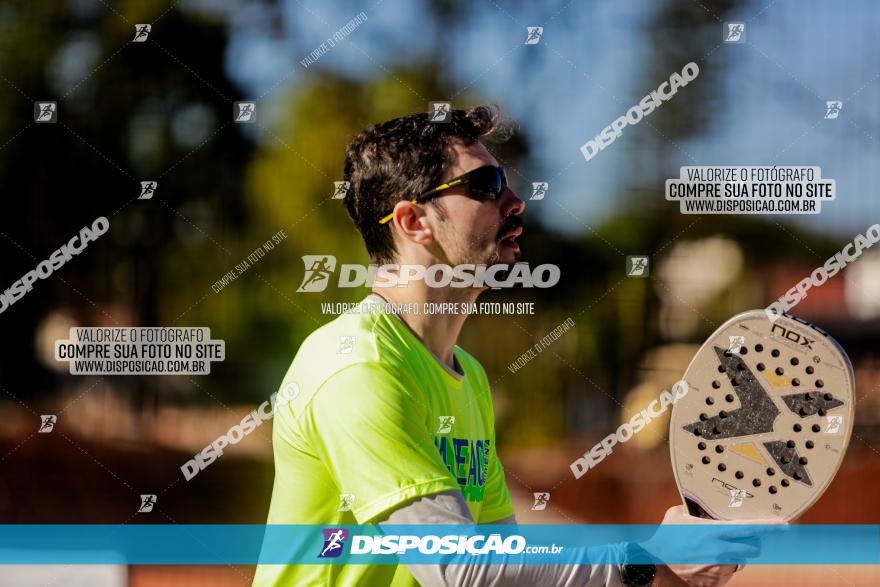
left=462, top=242, right=521, bottom=268
left=498, top=240, right=521, bottom=263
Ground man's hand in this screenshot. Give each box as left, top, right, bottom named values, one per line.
left=641, top=505, right=787, bottom=587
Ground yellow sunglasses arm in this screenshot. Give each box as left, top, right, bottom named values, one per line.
left=377, top=178, right=463, bottom=224
left=378, top=199, right=417, bottom=225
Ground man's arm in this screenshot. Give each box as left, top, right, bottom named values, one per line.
left=302, top=365, right=747, bottom=586
left=485, top=513, right=517, bottom=524
left=382, top=494, right=757, bottom=587
left=380, top=490, right=626, bottom=587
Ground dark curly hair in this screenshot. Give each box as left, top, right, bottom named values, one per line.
left=343, top=104, right=510, bottom=263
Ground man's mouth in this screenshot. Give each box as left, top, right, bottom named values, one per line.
left=498, top=220, right=523, bottom=241
left=499, top=226, right=522, bottom=252
left=499, top=226, right=522, bottom=243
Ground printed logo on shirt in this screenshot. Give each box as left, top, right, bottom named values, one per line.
left=433, top=436, right=491, bottom=502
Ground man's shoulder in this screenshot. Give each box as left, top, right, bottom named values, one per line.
left=454, top=346, right=489, bottom=385
left=297, top=310, right=377, bottom=358
left=285, top=309, right=408, bottom=396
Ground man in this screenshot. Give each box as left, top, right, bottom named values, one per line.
left=253, top=106, right=774, bottom=586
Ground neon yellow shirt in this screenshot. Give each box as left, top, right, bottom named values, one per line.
left=252, top=296, right=514, bottom=587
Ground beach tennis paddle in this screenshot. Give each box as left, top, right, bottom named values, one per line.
left=669, top=310, right=854, bottom=521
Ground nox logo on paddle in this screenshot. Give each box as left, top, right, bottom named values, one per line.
left=770, top=322, right=815, bottom=350
left=318, top=528, right=348, bottom=558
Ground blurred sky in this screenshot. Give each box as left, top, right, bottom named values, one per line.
left=187, top=0, right=879, bottom=240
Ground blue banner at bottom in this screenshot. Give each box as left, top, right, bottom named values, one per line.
left=0, top=524, right=877, bottom=565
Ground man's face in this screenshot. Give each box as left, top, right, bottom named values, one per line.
left=428, top=140, right=525, bottom=267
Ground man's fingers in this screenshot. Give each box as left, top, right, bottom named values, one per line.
left=666, top=563, right=740, bottom=586
left=715, top=517, right=787, bottom=526
left=726, top=535, right=761, bottom=548
left=662, top=506, right=788, bottom=527
left=710, top=540, right=760, bottom=562
left=715, top=523, right=789, bottom=540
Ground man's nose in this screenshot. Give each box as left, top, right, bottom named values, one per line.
left=500, top=186, right=525, bottom=216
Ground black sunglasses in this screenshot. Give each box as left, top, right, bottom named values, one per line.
left=378, top=165, right=507, bottom=224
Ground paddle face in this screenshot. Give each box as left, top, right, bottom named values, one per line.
left=670, top=311, right=854, bottom=521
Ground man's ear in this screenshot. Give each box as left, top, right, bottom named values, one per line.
left=393, top=201, right=434, bottom=246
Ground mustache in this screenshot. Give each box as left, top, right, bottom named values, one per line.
left=497, top=215, right=524, bottom=240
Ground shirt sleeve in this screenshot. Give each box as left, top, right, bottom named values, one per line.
left=301, top=362, right=461, bottom=523
left=382, top=490, right=626, bottom=587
